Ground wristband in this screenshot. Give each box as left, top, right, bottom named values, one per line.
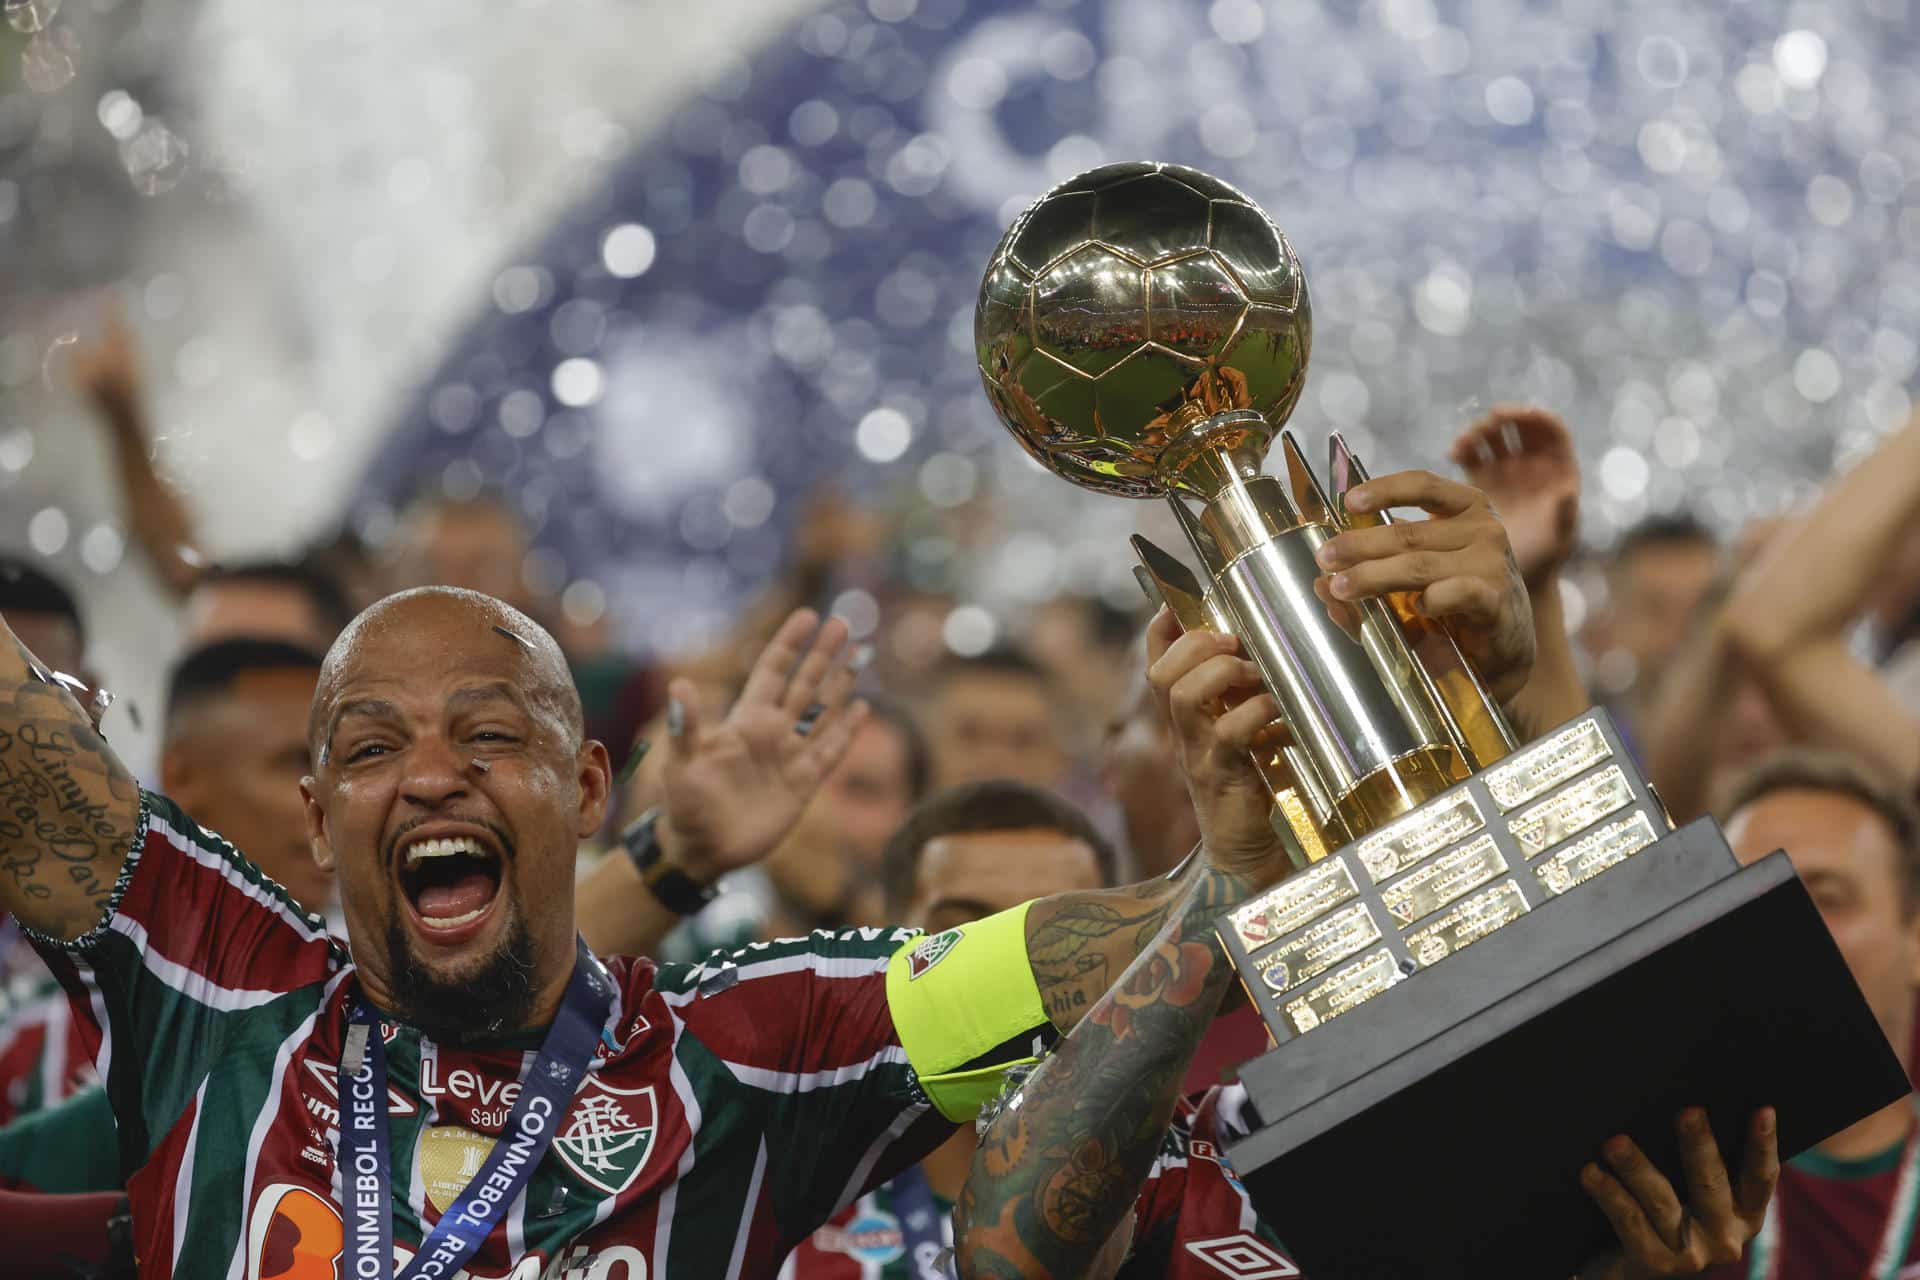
left=620, top=808, right=718, bottom=916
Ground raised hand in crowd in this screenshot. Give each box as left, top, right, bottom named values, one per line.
left=64, top=297, right=203, bottom=598
left=575, top=607, right=869, bottom=956
left=1450, top=402, right=1581, bottom=589
left=1644, top=417, right=1920, bottom=821
left=1721, top=415, right=1920, bottom=788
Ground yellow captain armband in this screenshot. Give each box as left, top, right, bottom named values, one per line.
left=885, top=901, right=1053, bottom=1123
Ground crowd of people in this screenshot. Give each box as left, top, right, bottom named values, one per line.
left=0, top=292, right=1917, bottom=1280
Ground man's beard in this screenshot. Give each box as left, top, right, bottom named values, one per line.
left=385, top=905, right=539, bottom=1045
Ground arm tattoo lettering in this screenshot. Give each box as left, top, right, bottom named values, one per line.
left=957, top=860, right=1260, bottom=1278
left=0, top=635, right=139, bottom=937
left=1024, top=848, right=1211, bottom=1035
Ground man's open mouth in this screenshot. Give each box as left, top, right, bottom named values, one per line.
left=397, top=832, right=505, bottom=934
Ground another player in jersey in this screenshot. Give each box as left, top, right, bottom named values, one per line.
left=0, top=580, right=1381, bottom=1279
left=783, top=779, right=1121, bottom=1278
left=1700, top=751, right=1920, bottom=1280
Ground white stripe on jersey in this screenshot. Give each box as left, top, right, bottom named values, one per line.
left=66, top=951, right=114, bottom=1116
left=172, top=1076, right=210, bottom=1276
left=725, top=1137, right=770, bottom=1280
left=222, top=968, right=352, bottom=1280
left=658, top=948, right=896, bottom=1008
left=722, top=1044, right=912, bottom=1095
left=831, top=1097, right=931, bottom=1217
left=149, top=813, right=331, bottom=946
left=106, top=915, right=289, bottom=1012
left=652, top=1005, right=707, bottom=1266
left=82, top=966, right=110, bottom=1094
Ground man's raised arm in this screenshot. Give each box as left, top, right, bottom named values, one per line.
left=953, top=464, right=1539, bottom=1278
left=0, top=612, right=141, bottom=940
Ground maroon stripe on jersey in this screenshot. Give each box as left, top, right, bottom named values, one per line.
left=118, top=822, right=334, bottom=999
left=668, top=964, right=898, bottom=1075
left=40, top=949, right=105, bottom=1089
left=740, top=1159, right=788, bottom=1277
left=127, top=1085, right=199, bottom=1280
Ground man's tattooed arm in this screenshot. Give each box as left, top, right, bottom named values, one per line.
left=0, top=617, right=140, bottom=940
left=1023, top=850, right=1204, bottom=1032
left=957, top=858, right=1257, bottom=1279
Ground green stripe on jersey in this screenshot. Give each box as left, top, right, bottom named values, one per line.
left=176, top=981, right=334, bottom=1270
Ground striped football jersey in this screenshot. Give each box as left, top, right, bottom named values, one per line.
left=24, top=791, right=969, bottom=1279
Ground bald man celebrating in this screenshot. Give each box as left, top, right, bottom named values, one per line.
left=0, top=585, right=1338, bottom=1278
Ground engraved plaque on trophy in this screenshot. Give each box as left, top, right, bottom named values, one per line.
left=974, top=162, right=1908, bottom=1280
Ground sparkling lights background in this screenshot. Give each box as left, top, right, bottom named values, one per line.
left=1, top=0, right=1914, bottom=760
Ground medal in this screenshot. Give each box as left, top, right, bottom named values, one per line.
left=336, top=936, right=613, bottom=1280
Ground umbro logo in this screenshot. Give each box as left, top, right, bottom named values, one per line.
left=1184, top=1234, right=1301, bottom=1279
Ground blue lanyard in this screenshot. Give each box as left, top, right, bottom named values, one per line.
left=337, top=937, right=613, bottom=1280
left=888, top=1165, right=955, bottom=1280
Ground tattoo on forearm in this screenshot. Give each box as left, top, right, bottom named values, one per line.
left=959, top=861, right=1258, bottom=1279
left=1024, top=849, right=1210, bottom=1035
left=0, top=639, right=138, bottom=935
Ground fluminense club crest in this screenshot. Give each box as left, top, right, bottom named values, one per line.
left=551, top=1078, right=658, bottom=1197
left=906, top=929, right=962, bottom=981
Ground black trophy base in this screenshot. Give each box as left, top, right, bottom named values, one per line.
left=1227, top=821, right=1909, bottom=1280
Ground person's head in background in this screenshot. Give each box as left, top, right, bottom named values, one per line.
left=924, top=646, right=1069, bottom=790
left=821, top=694, right=931, bottom=872
left=1724, top=749, right=1920, bottom=1065
left=0, top=556, right=90, bottom=682
left=882, top=778, right=1117, bottom=933
left=1025, top=595, right=1145, bottom=760
left=183, top=560, right=353, bottom=654
left=1700, top=678, right=1791, bottom=819
left=392, top=490, right=537, bottom=617
left=755, top=695, right=935, bottom=935
left=1103, top=660, right=1201, bottom=880
left=1582, top=514, right=1721, bottom=705
left=161, top=637, right=334, bottom=915
left=303, top=528, right=392, bottom=616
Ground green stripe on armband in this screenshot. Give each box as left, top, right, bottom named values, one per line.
left=886, top=901, right=1050, bottom=1123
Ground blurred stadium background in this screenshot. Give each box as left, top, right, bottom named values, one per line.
left=0, top=0, right=1911, bottom=766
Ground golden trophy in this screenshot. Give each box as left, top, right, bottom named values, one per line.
left=975, top=161, right=1907, bottom=1280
